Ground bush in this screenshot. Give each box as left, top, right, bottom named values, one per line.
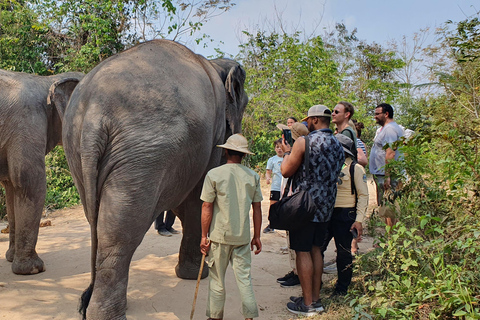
left=0, top=188, right=5, bottom=220
left=45, top=146, right=80, bottom=210
left=349, top=123, right=480, bottom=319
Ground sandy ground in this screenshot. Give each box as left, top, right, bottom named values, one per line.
left=0, top=178, right=377, bottom=320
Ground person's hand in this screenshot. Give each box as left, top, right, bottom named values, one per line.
left=281, top=135, right=292, bottom=153
left=266, top=177, right=271, bottom=185
left=384, top=177, right=391, bottom=190
left=251, top=237, right=262, bottom=255
left=350, top=222, right=363, bottom=242
left=200, top=237, right=211, bottom=255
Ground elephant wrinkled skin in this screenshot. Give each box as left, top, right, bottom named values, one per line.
left=49, top=39, right=248, bottom=320
left=0, top=70, right=83, bottom=274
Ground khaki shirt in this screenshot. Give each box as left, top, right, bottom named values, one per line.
left=200, top=163, right=263, bottom=245
left=334, top=158, right=369, bottom=223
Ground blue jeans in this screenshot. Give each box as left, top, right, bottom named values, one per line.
left=321, top=207, right=356, bottom=293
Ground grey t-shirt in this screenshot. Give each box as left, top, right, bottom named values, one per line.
left=369, top=122, right=404, bottom=175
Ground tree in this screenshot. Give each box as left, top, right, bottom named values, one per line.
left=0, top=0, right=50, bottom=74
left=238, top=30, right=341, bottom=166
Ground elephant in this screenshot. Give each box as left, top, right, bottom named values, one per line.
left=0, top=69, right=83, bottom=274
left=48, top=39, right=248, bottom=319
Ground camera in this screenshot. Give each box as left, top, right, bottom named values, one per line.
left=350, top=228, right=358, bottom=239
left=283, top=129, right=293, bottom=146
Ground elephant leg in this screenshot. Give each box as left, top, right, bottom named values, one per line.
left=4, top=181, right=15, bottom=262
left=174, top=183, right=208, bottom=280
left=86, top=198, right=153, bottom=320
left=10, top=175, right=45, bottom=274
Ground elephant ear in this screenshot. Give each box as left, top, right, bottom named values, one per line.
left=47, top=78, right=80, bottom=120
left=224, top=65, right=247, bottom=134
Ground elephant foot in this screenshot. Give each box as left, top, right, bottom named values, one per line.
left=86, top=307, right=127, bottom=320
left=6, top=248, right=14, bottom=262
left=12, top=255, right=45, bottom=275
left=175, top=260, right=208, bottom=280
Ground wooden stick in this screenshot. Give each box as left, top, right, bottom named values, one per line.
left=190, top=253, right=206, bottom=320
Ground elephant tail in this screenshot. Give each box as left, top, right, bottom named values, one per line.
left=79, top=283, right=93, bottom=319
left=78, top=126, right=104, bottom=318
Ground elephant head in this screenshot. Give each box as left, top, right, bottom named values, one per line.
left=209, top=59, right=248, bottom=139
left=46, top=77, right=81, bottom=149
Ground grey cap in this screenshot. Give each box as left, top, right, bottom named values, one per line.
left=302, top=105, right=332, bottom=121
left=335, top=133, right=355, bottom=158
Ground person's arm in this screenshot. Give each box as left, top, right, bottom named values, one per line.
left=384, top=148, right=396, bottom=189
left=250, top=202, right=262, bottom=254
left=200, top=202, right=213, bottom=255
left=357, top=148, right=368, bottom=167
left=280, top=136, right=305, bottom=177
left=351, top=164, right=369, bottom=240
left=265, top=169, right=272, bottom=184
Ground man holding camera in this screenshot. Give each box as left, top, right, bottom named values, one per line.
left=281, top=105, right=344, bottom=316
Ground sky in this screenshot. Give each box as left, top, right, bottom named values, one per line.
left=191, top=0, right=478, bottom=58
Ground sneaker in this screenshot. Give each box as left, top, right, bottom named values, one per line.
left=263, top=226, right=275, bottom=233
left=167, top=227, right=180, bottom=234
left=157, top=229, right=173, bottom=237
left=323, top=263, right=337, bottom=274
left=276, top=270, right=295, bottom=283
left=324, top=259, right=336, bottom=267
left=280, top=274, right=300, bottom=287
left=289, top=296, right=324, bottom=312
left=329, top=290, right=347, bottom=299
left=286, top=298, right=320, bottom=316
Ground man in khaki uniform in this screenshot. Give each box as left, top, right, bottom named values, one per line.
left=200, top=134, right=263, bottom=320
left=321, top=134, right=368, bottom=296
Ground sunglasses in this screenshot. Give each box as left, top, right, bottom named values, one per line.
left=374, top=112, right=384, bottom=116
left=333, top=110, right=341, bottom=114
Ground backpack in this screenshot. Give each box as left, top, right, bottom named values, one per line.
left=349, top=160, right=358, bottom=207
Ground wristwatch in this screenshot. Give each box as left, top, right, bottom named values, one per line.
left=284, top=151, right=291, bottom=156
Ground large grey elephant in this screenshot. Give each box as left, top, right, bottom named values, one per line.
left=0, top=70, right=83, bottom=274
left=48, top=39, right=248, bottom=319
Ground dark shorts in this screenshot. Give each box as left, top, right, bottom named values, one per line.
left=269, top=191, right=281, bottom=201
left=289, top=221, right=329, bottom=252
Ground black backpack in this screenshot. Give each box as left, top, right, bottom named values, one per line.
left=349, top=160, right=358, bottom=207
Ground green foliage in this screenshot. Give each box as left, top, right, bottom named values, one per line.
left=446, top=16, right=480, bottom=62
left=350, top=128, right=480, bottom=319
left=0, top=188, right=5, bottom=219
left=325, top=23, right=405, bottom=109
left=238, top=31, right=341, bottom=168
left=1, top=1, right=235, bottom=73
left=36, top=0, right=130, bottom=72
left=44, top=147, right=80, bottom=210
left=348, top=14, right=480, bottom=315
left=0, top=0, right=50, bottom=74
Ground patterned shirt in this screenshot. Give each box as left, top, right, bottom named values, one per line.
left=296, top=128, right=345, bottom=222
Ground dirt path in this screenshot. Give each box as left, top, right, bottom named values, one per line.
left=0, top=177, right=377, bottom=319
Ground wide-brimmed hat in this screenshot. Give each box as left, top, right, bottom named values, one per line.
left=335, top=133, right=355, bottom=158
left=217, top=134, right=254, bottom=155
left=276, top=122, right=309, bottom=141
left=301, top=105, right=332, bottom=121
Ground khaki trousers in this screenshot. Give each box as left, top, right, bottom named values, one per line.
left=206, top=241, right=258, bottom=319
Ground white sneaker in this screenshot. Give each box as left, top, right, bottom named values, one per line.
left=157, top=229, right=173, bottom=237
left=323, top=263, right=337, bottom=274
